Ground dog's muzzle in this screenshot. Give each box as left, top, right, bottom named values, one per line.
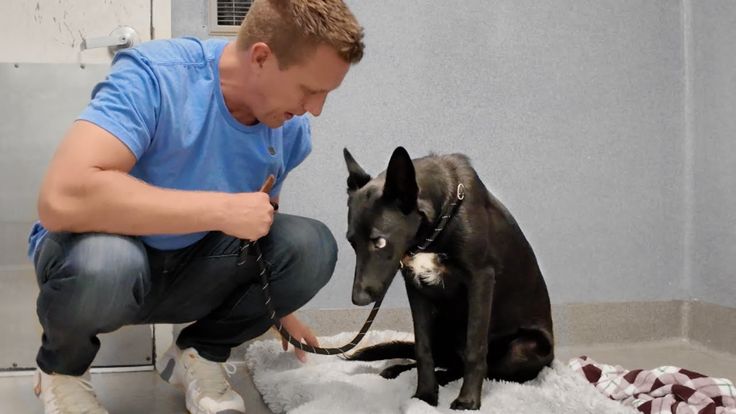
left=352, top=290, right=374, bottom=306
left=352, top=280, right=387, bottom=306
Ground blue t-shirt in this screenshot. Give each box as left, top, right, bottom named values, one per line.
left=28, top=37, right=312, bottom=256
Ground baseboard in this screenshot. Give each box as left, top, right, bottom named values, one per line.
left=233, top=300, right=736, bottom=359
left=685, top=300, right=736, bottom=356
left=551, top=300, right=685, bottom=347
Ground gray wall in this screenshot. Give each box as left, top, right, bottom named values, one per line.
left=131, top=1, right=734, bottom=309
left=690, top=0, right=736, bottom=308
left=172, top=0, right=211, bottom=40
left=291, top=0, right=688, bottom=309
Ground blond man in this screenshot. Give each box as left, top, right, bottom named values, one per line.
left=29, top=1, right=364, bottom=413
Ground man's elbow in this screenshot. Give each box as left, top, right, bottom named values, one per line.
left=37, top=191, right=78, bottom=232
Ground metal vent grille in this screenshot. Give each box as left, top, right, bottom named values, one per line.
left=217, top=0, right=251, bottom=26
left=209, top=0, right=252, bottom=34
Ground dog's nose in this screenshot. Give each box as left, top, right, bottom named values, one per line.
left=352, top=290, right=374, bottom=306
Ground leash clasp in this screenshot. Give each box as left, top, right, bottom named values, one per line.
left=456, top=183, right=465, bottom=200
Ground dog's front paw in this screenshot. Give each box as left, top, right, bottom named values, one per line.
left=412, top=390, right=439, bottom=406
left=450, top=396, right=481, bottom=410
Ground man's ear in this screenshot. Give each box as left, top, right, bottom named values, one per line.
left=250, top=42, right=271, bottom=68
left=344, top=148, right=371, bottom=192
left=383, top=146, right=418, bottom=214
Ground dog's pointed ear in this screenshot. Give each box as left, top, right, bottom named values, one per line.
left=344, top=148, right=371, bottom=192
left=383, top=146, right=418, bottom=214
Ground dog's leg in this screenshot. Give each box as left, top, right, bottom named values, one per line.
left=451, top=268, right=495, bottom=411
left=486, top=328, right=554, bottom=382
left=406, top=282, right=439, bottom=406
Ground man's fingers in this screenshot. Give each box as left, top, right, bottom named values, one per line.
left=295, top=347, right=306, bottom=363
left=305, top=332, right=319, bottom=347
left=294, top=333, right=317, bottom=363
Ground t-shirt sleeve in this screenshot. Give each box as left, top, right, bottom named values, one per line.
left=77, top=49, right=160, bottom=160
left=284, top=116, right=312, bottom=172
left=271, top=115, right=312, bottom=196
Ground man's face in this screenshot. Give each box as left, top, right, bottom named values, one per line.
left=252, top=44, right=351, bottom=128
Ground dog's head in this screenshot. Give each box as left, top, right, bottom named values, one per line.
left=343, top=146, right=424, bottom=305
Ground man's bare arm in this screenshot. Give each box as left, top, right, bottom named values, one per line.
left=38, top=120, right=273, bottom=240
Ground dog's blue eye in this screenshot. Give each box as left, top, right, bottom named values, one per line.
left=373, top=237, right=387, bottom=249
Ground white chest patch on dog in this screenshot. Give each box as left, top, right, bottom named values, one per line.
left=402, top=253, right=445, bottom=287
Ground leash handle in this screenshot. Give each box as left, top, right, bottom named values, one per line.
left=236, top=175, right=276, bottom=267
left=259, top=175, right=275, bottom=193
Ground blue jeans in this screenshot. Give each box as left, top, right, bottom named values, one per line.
left=33, top=214, right=337, bottom=376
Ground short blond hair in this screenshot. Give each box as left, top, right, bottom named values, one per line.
left=236, top=0, right=364, bottom=68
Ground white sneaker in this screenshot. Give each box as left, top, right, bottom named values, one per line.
left=157, top=345, right=246, bottom=414
left=33, top=368, right=109, bottom=414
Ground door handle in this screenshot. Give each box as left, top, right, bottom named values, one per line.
left=81, top=26, right=140, bottom=54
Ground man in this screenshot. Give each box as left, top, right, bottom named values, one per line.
left=28, top=0, right=364, bottom=413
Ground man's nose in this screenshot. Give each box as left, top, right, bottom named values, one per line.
left=304, top=93, right=327, bottom=117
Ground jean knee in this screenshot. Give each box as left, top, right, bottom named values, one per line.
left=312, top=220, right=337, bottom=288
left=72, top=234, right=148, bottom=296
left=285, top=217, right=336, bottom=287
left=40, top=233, right=150, bottom=327
left=264, top=216, right=337, bottom=305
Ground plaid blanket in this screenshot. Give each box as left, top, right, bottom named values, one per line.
left=569, top=356, right=736, bottom=414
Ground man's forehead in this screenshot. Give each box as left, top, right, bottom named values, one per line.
left=299, top=45, right=349, bottom=87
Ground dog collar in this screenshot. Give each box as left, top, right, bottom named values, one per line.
left=404, top=183, right=465, bottom=261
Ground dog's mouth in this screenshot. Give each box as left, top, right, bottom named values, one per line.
left=352, top=283, right=388, bottom=306
left=351, top=248, right=407, bottom=306
left=352, top=289, right=376, bottom=306
left=351, top=273, right=396, bottom=306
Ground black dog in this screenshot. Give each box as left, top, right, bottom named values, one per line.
left=343, top=146, right=554, bottom=410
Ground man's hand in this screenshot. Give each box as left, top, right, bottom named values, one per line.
left=219, top=175, right=276, bottom=240
left=278, top=313, right=319, bottom=363
left=220, top=192, right=274, bottom=240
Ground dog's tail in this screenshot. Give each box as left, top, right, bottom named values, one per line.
left=347, top=341, right=415, bottom=361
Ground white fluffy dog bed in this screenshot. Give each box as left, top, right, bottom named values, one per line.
left=244, top=330, right=637, bottom=414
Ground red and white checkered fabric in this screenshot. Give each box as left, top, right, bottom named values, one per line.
left=569, top=356, right=736, bottom=414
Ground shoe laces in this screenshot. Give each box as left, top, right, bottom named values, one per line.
left=186, top=354, right=238, bottom=398
left=47, top=374, right=105, bottom=413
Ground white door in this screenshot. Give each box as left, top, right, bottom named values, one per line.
left=0, top=0, right=170, bottom=370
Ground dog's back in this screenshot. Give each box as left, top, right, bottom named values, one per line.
left=415, top=152, right=552, bottom=352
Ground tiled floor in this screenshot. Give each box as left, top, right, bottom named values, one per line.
left=2, top=339, right=735, bottom=414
